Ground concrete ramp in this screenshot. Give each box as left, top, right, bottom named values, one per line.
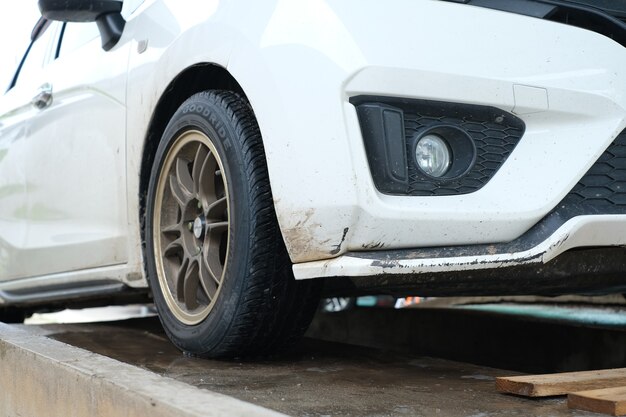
left=0, top=323, right=284, bottom=417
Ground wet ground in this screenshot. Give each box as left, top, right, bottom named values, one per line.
left=21, top=301, right=626, bottom=417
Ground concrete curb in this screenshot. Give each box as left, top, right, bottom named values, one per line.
left=0, top=323, right=286, bottom=417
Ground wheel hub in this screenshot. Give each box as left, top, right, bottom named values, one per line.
left=193, top=215, right=205, bottom=239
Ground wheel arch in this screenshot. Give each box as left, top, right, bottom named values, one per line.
left=138, top=63, right=249, bottom=245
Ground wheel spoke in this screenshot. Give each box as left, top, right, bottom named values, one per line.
left=182, top=260, right=200, bottom=310
left=175, top=257, right=189, bottom=301
left=203, top=226, right=225, bottom=285
left=162, top=223, right=181, bottom=235
left=163, top=237, right=183, bottom=257
left=205, top=254, right=223, bottom=286
left=207, top=220, right=228, bottom=232
left=169, top=174, right=192, bottom=207
left=198, top=152, right=217, bottom=204
left=199, top=257, right=218, bottom=300
left=192, top=145, right=208, bottom=195
left=205, top=196, right=227, bottom=220
left=175, top=157, right=195, bottom=197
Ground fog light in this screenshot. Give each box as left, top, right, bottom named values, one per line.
left=415, top=134, right=451, bottom=177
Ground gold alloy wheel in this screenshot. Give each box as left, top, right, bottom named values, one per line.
left=153, top=130, right=230, bottom=325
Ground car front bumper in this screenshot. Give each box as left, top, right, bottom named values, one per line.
left=229, top=0, right=626, bottom=279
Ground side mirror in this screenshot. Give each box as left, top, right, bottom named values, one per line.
left=38, top=0, right=125, bottom=51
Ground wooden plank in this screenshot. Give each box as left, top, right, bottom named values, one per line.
left=496, top=369, right=626, bottom=397
left=568, top=386, right=626, bottom=416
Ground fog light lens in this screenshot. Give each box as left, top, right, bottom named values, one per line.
left=415, top=134, right=451, bottom=177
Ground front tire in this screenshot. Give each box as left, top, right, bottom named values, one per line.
left=146, top=91, right=321, bottom=358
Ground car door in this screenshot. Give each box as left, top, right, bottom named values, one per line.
left=19, top=21, right=130, bottom=278
left=0, top=19, right=60, bottom=281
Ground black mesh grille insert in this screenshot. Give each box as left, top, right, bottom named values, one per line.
left=403, top=109, right=525, bottom=196
left=560, top=130, right=626, bottom=212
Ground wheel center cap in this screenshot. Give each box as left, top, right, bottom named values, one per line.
left=193, top=216, right=205, bottom=239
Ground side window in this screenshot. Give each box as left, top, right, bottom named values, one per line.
left=58, top=22, right=100, bottom=58
left=14, top=20, right=57, bottom=88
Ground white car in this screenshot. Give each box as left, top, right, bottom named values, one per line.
left=1, top=0, right=626, bottom=356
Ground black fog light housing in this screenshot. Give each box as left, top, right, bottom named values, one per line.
left=352, top=96, right=525, bottom=196
left=412, top=125, right=475, bottom=180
